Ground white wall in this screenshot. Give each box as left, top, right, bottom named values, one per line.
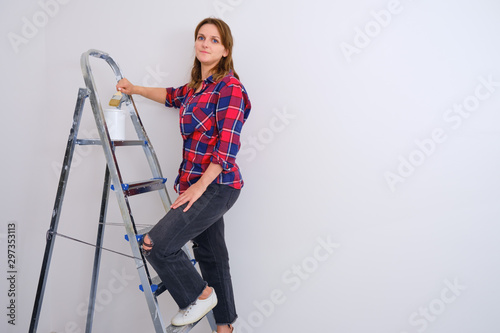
left=2, top=0, right=500, bottom=332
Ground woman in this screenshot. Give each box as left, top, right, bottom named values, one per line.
left=116, top=18, right=250, bottom=333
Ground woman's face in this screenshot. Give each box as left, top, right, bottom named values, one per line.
left=195, top=23, right=228, bottom=70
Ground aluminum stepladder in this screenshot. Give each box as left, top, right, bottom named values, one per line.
left=29, top=49, right=217, bottom=333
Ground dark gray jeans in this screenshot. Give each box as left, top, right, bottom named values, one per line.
left=145, top=183, right=240, bottom=325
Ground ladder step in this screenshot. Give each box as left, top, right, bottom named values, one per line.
left=111, top=178, right=167, bottom=196
left=76, top=139, right=148, bottom=146
left=155, top=282, right=167, bottom=297
left=138, top=275, right=167, bottom=296
left=165, top=319, right=204, bottom=333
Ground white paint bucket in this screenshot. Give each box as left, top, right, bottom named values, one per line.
left=104, top=108, right=126, bottom=140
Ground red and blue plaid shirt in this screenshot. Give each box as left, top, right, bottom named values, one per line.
left=165, top=72, right=251, bottom=193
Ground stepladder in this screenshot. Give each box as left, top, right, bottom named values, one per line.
left=29, top=49, right=217, bottom=333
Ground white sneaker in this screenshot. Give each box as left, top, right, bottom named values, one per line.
left=171, top=288, right=218, bottom=326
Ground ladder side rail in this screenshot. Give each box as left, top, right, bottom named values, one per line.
left=29, top=88, right=89, bottom=333
left=88, top=49, right=172, bottom=210
left=205, top=311, right=217, bottom=332
left=81, top=51, right=126, bottom=197
left=86, top=49, right=124, bottom=83
left=85, top=166, right=111, bottom=333
left=81, top=50, right=161, bottom=261
left=120, top=195, right=167, bottom=333
left=81, top=50, right=167, bottom=333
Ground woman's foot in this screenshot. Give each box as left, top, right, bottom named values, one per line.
left=171, top=286, right=218, bottom=326
left=198, top=285, right=213, bottom=300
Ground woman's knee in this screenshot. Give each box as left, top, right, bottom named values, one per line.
left=141, top=234, right=154, bottom=256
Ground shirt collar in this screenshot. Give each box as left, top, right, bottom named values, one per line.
left=204, top=70, right=233, bottom=84
left=204, top=75, right=215, bottom=84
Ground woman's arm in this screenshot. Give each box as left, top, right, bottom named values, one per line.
left=171, top=163, right=223, bottom=212
left=211, top=81, right=249, bottom=171
left=116, top=78, right=166, bottom=104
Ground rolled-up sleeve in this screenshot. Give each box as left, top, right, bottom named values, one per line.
left=211, top=82, right=249, bottom=172
left=165, top=84, right=189, bottom=108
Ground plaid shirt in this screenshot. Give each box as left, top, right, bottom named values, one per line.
left=165, top=72, right=251, bottom=193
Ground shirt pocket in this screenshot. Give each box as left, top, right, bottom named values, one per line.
left=192, top=106, right=214, bottom=133
left=180, top=104, right=215, bottom=136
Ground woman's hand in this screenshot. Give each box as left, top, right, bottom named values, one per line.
left=116, top=79, right=166, bottom=104
left=116, top=78, right=135, bottom=95
left=171, top=181, right=207, bottom=212
left=171, top=163, right=223, bottom=212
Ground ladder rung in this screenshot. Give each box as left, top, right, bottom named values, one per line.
left=137, top=225, right=154, bottom=235
left=139, top=275, right=162, bottom=293
left=155, top=282, right=167, bottom=297
left=166, top=319, right=204, bottom=333
left=111, top=178, right=167, bottom=196
left=112, top=140, right=148, bottom=147
left=76, top=139, right=147, bottom=146
left=138, top=275, right=167, bottom=297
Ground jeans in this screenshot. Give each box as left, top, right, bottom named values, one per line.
left=145, top=183, right=240, bottom=325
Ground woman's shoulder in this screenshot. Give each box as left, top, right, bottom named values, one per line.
left=219, top=71, right=243, bottom=86
left=214, top=72, right=248, bottom=96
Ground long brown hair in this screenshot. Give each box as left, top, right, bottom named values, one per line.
left=188, top=18, right=239, bottom=89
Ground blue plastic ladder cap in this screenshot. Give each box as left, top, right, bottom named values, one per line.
left=139, top=284, right=158, bottom=293
left=152, top=177, right=167, bottom=184
left=124, top=234, right=144, bottom=242
left=110, top=183, right=128, bottom=191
